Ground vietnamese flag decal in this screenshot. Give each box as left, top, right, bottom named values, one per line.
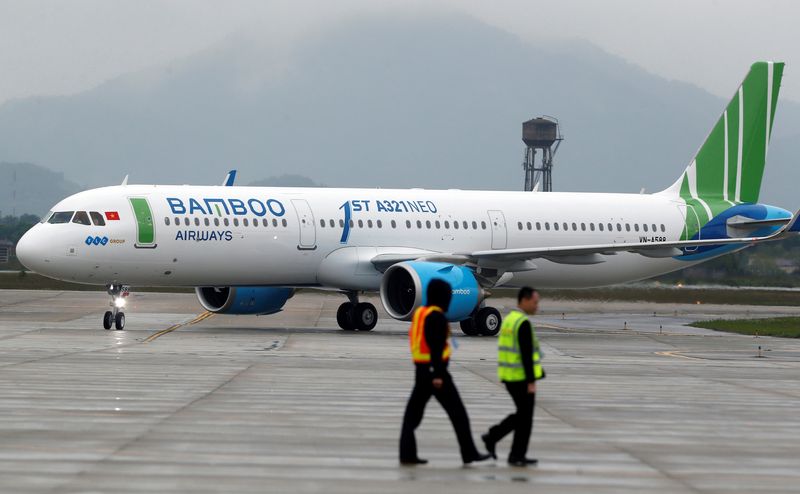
left=105, top=211, right=120, bottom=221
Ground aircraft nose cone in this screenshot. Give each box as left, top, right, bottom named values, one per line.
left=16, top=227, right=43, bottom=272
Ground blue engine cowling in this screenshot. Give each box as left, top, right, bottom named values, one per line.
left=379, top=261, right=483, bottom=321
left=195, top=286, right=295, bottom=315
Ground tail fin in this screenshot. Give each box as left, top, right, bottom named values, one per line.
left=662, top=61, right=784, bottom=218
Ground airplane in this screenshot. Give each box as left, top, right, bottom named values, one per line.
left=16, top=61, right=799, bottom=335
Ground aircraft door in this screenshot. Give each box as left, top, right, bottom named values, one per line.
left=292, top=199, right=317, bottom=250
left=128, top=197, right=157, bottom=248
left=488, top=210, right=507, bottom=249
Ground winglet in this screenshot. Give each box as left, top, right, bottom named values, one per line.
left=223, top=170, right=237, bottom=186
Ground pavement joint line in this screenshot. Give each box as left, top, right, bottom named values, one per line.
left=143, top=311, right=213, bottom=343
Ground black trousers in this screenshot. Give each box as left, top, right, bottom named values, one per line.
left=485, top=381, right=536, bottom=459
left=399, top=364, right=480, bottom=462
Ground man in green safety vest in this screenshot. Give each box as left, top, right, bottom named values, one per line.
left=481, top=286, right=544, bottom=466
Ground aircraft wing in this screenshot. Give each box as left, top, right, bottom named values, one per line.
left=463, top=208, right=800, bottom=265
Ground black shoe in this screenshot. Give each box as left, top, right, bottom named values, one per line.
left=400, top=457, right=428, bottom=465
left=508, top=456, right=538, bottom=467
left=463, top=452, right=492, bottom=464
left=481, top=433, right=497, bottom=460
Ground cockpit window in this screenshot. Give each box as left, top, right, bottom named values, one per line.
left=89, top=211, right=106, bottom=226
left=40, top=211, right=54, bottom=224
left=48, top=211, right=74, bottom=224
left=72, top=211, right=92, bottom=226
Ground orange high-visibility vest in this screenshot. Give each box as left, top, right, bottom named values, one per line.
left=409, top=306, right=452, bottom=363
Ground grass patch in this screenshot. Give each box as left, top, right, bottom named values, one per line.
left=0, top=272, right=192, bottom=293
left=691, top=317, right=800, bottom=338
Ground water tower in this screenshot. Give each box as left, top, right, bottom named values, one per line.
left=522, top=116, right=563, bottom=192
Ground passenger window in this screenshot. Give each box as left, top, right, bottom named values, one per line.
left=358, top=219, right=363, bottom=228
left=184, top=217, right=190, bottom=226
left=607, top=223, right=613, bottom=231
left=243, top=218, right=249, bottom=227
left=643, top=224, right=648, bottom=232
left=215, top=218, right=221, bottom=227
left=330, top=219, right=335, bottom=228
left=544, top=222, right=550, bottom=231
left=563, top=222, right=568, bottom=231
left=391, top=220, right=397, bottom=228
left=660, top=224, right=666, bottom=232
left=426, top=220, right=431, bottom=229
left=165, top=217, right=170, bottom=226
left=233, top=218, right=239, bottom=227
left=377, top=220, right=383, bottom=228
left=527, top=222, right=532, bottom=231
left=406, top=220, right=411, bottom=228
left=536, top=222, right=541, bottom=230
left=634, top=224, right=639, bottom=232
left=435, top=220, right=440, bottom=229
left=454, top=221, right=459, bottom=230
left=472, top=221, right=478, bottom=230
left=652, top=224, right=657, bottom=232
left=205, top=218, right=210, bottom=226
left=599, top=223, right=604, bottom=231
left=581, top=223, right=586, bottom=231
left=481, top=221, right=487, bottom=230
left=572, top=222, right=577, bottom=231
left=616, top=223, right=622, bottom=231
left=590, top=223, right=595, bottom=231
left=90, top=212, right=106, bottom=226
left=462, top=221, right=468, bottom=229
left=417, top=220, right=422, bottom=228
left=338, top=219, right=343, bottom=228
left=444, top=221, right=450, bottom=229
left=554, top=222, right=559, bottom=231
left=72, top=211, right=91, bottom=225
left=195, top=218, right=201, bottom=226
left=274, top=219, right=279, bottom=227
left=367, top=220, right=373, bottom=228
left=518, top=222, right=523, bottom=230
left=625, top=223, right=630, bottom=232
left=282, top=219, right=287, bottom=227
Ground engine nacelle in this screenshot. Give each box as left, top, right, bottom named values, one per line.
left=380, top=261, right=482, bottom=321
left=195, top=286, right=295, bottom=315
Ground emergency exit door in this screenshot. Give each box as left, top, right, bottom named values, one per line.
left=488, top=210, right=507, bottom=249
left=292, top=199, right=317, bottom=250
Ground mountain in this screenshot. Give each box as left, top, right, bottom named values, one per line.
left=0, top=13, right=798, bottom=209
left=0, top=162, right=81, bottom=216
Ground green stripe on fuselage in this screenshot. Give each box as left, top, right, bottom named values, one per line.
left=129, top=197, right=155, bottom=245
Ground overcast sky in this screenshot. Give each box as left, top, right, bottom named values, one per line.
left=1, top=0, right=798, bottom=106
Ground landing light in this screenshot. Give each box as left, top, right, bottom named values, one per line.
left=114, top=297, right=126, bottom=308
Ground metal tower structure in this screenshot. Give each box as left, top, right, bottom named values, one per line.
left=522, top=116, right=563, bottom=192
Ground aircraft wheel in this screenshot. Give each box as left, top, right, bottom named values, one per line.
left=114, top=312, right=125, bottom=331
left=354, top=303, right=378, bottom=331
left=103, top=311, right=113, bottom=330
left=475, top=307, right=501, bottom=336
left=337, top=302, right=355, bottom=330
left=459, top=318, right=479, bottom=336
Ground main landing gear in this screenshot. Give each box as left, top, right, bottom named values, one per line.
left=103, top=283, right=129, bottom=331
left=459, top=306, right=502, bottom=337
left=337, top=292, right=378, bottom=331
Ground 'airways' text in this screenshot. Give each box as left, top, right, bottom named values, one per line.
left=176, top=230, right=233, bottom=242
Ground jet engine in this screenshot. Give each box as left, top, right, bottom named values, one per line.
left=195, top=286, right=295, bottom=315
left=379, top=261, right=482, bottom=321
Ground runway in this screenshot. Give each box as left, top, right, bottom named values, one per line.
left=1, top=289, right=799, bottom=493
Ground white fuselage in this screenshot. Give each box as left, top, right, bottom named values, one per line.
left=18, top=185, right=701, bottom=289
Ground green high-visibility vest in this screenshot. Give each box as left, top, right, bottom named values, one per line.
left=497, top=309, right=544, bottom=382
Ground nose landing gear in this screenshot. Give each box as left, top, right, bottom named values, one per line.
left=103, top=284, right=129, bottom=330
